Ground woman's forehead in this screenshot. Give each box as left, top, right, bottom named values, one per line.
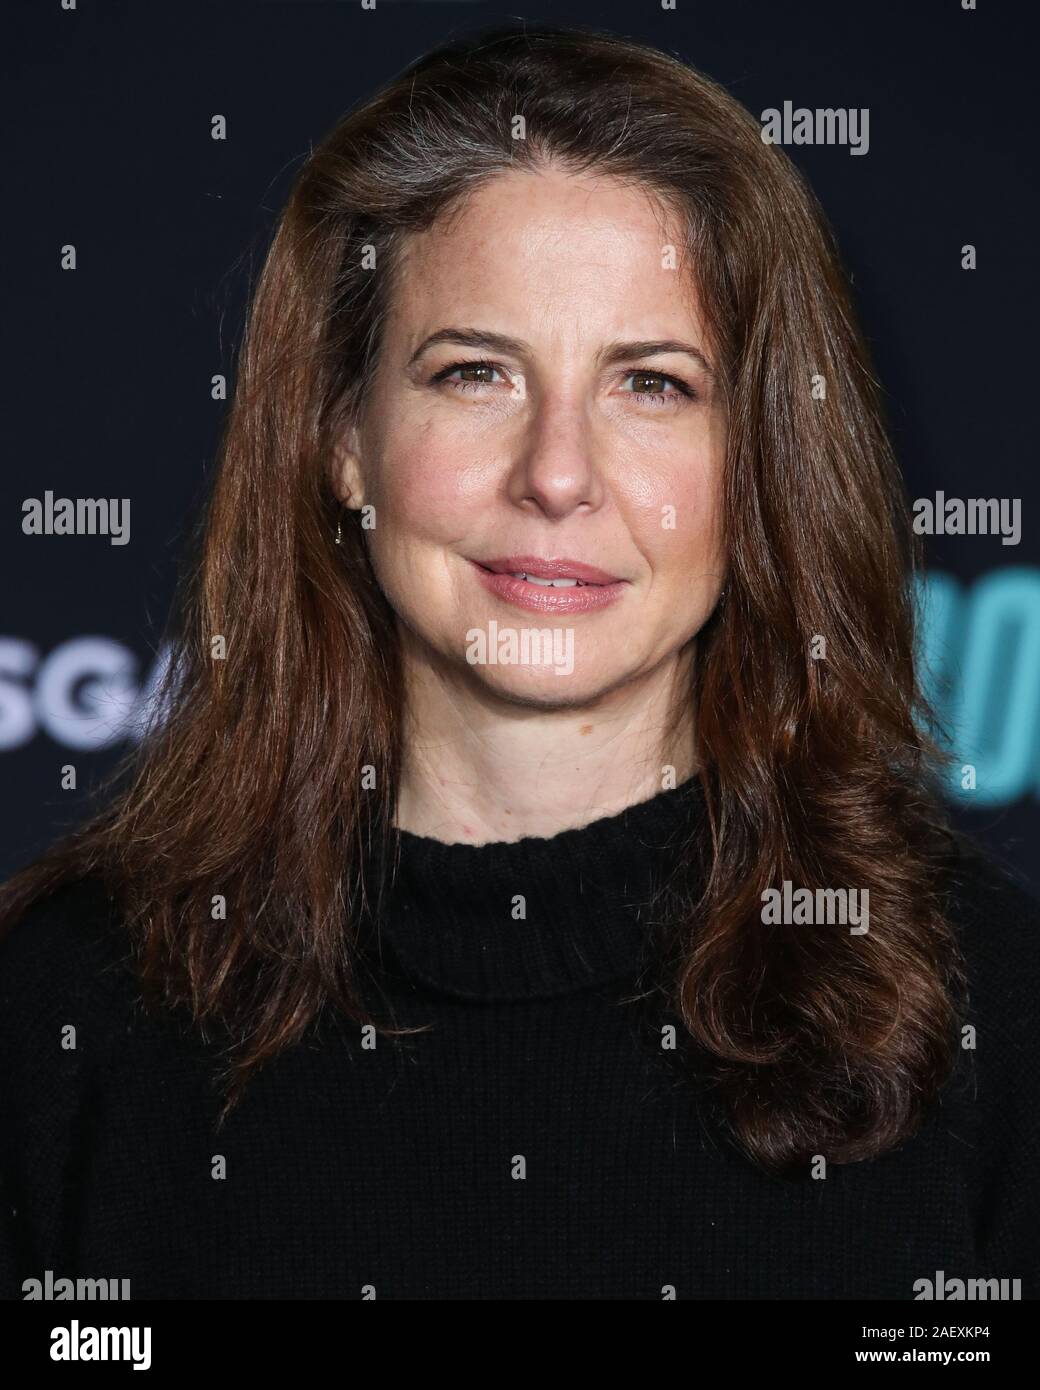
left=384, top=171, right=707, bottom=353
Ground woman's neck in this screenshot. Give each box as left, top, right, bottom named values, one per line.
left=393, top=634, right=698, bottom=845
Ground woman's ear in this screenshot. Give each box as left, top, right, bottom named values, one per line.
left=331, top=424, right=366, bottom=509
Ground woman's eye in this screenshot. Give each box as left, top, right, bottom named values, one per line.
left=434, top=360, right=506, bottom=392
left=432, top=360, right=694, bottom=406
left=622, top=370, right=693, bottom=406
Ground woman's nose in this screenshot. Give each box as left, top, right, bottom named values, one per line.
left=505, top=391, right=605, bottom=517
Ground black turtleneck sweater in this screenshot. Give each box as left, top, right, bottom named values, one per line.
left=1, top=778, right=1038, bottom=1301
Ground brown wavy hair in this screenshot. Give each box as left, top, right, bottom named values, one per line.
left=0, top=21, right=965, bottom=1174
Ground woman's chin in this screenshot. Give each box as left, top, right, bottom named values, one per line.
left=461, top=656, right=631, bottom=708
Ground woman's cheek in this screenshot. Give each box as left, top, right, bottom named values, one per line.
left=372, top=415, right=481, bottom=527
left=363, top=444, right=473, bottom=595
left=617, top=451, right=712, bottom=549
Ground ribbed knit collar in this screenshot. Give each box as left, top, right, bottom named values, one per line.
left=363, top=777, right=705, bottom=1002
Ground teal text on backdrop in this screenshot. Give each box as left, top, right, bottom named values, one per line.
left=916, top=568, right=1040, bottom=805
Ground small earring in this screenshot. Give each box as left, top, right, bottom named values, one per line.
left=335, top=514, right=343, bottom=546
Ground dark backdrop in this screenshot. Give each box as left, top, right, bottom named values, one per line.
left=2, top=0, right=1037, bottom=887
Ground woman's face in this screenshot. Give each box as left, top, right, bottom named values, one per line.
left=335, top=165, right=727, bottom=705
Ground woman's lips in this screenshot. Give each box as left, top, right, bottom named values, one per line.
left=477, top=555, right=622, bottom=585
left=468, top=559, right=628, bottom=614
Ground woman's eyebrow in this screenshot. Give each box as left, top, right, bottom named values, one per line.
left=408, top=327, right=715, bottom=381
left=408, top=327, right=527, bottom=366
left=599, top=339, right=716, bottom=381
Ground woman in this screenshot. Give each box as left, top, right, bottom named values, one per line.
left=1, top=22, right=1037, bottom=1301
